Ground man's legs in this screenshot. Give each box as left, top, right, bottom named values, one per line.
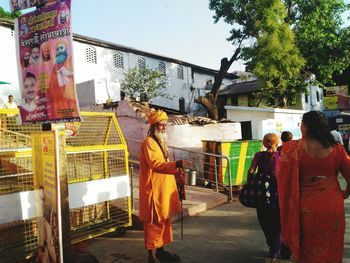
left=144, top=219, right=180, bottom=262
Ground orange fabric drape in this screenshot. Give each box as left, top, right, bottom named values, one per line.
left=48, top=57, right=78, bottom=119
left=139, top=136, right=180, bottom=223
left=143, top=219, right=172, bottom=249
left=277, top=141, right=350, bottom=262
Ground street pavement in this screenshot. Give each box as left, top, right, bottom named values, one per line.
left=71, top=174, right=350, bottom=262
left=73, top=198, right=350, bottom=263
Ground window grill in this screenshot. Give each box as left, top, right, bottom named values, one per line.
left=158, top=62, right=166, bottom=76
left=113, top=52, right=124, bottom=69
left=138, top=57, right=146, bottom=69
left=85, top=47, right=97, bottom=64
left=177, top=65, right=184, bottom=80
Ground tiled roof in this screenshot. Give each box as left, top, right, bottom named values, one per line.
left=128, top=101, right=218, bottom=125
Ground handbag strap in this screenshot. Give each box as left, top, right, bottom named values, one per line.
left=257, top=151, right=266, bottom=174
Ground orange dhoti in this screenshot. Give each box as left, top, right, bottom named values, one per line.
left=144, top=219, right=172, bottom=249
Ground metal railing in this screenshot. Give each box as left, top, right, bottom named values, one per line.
left=125, top=138, right=234, bottom=201
left=0, top=110, right=132, bottom=262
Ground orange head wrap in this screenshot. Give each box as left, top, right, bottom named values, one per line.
left=147, top=110, right=168, bottom=125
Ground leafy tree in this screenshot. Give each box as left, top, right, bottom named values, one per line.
left=203, top=0, right=349, bottom=119
left=0, top=7, right=21, bottom=19
left=289, top=0, right=350, bottom=85
left=121, top=67, right=170, bottom=101
left=248, top=0, right=305, bottom=107
left=195, top=0, right=258, bottom=119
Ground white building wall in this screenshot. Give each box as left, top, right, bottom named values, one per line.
left=1, top=21, right=230, bottom=112
left=301, top=84, right=324, bottom=112
left=225, top=106, right=305, bottom=140
left=0, top=26, right=21, bottom=105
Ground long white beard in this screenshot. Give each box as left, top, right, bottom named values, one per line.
left=154, top=130, right=169, bottom=159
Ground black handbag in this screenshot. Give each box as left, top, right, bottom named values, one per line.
left=239, top=152, right=278, bottom=208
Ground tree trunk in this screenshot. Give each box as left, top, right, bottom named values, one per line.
left=194, top=47, right=241, bottom=120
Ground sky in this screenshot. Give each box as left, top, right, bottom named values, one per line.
left=0, top=0, right=349, bottom=72
left=0, top=0, right=246, bottom=71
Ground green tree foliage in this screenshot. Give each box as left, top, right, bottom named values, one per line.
left=207, top=0, right=349, bottom=116
left=248, top=0, right=305, bottom=107
left=288, top=0, right=350, bottom=85
left=0, top=7, right=21, bottom=19
left=195, top=0, right=259, bottom=119
left=121, top=67, right=170, bottom=101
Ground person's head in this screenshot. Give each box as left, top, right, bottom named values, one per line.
left=301, top=111, right=335, bottom=148
left=22, top=72, right=36, bottom=103
left=147, top=110, right=169, bottom=157
left=21, top=0, right=27, bottom=8
left=281, top=131, right=293, bottom=143
left=147, top=110, right=168, bottom=137
left=8, top=95, right=14, bottom=103
left=263, top=133, right=279, bottom=151
left=55, top=40, right=68, bottom=64
left=23, top=51, right=31, bottom=67
left=58, top=2, right=70, bottom=24
left=11, top=0, right=19, bottom=10
left=41, top=42, right=51, bottom=61
left=30, top=45, right=40, bottom=65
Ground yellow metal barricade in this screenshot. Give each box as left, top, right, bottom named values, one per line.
left=0, top=109, right=132, bottom=262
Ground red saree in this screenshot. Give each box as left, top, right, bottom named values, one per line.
left=277, top=140, right=350, bottom=262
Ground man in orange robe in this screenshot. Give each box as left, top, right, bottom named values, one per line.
left=48, top=39, right=78, bottom=120
left=139, top=110, right=189, bottom=263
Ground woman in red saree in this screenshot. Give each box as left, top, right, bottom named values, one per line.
left=277, top=111, right=350, bottom=262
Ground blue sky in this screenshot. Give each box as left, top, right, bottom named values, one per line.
left=1, top=0, right=349, bottom=72
left=0, top=0, right=245, bottom=71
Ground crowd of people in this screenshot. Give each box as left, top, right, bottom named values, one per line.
left=139, top=109, right=350, bottom=263
left=245, top=111, right=350, bottom=262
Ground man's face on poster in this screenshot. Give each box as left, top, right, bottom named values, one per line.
left=55, top=43, right=68, bottom=64
left=23, top=76, right=36, bottom=102
left=42, top=49, right=50, bottom=61
left=11, top=0, right=19, bottom=10
left=23, top=51, right=30, bottom=67
left=31, top=47, right=40, bottom=64
left=59, top=10, right=69, bottom=24
left=21, top=0, right=27, bottom=8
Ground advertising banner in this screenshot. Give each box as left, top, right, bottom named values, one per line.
left=10, top=0, right=57, bottom=12
left=32, top=130, right=70, bottom=262
left=15, top=0, right=81, bottom=124
left=323, top=85, right=349, bottom=110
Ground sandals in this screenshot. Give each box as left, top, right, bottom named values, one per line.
left=155, top=250, right=181, bottom=262
left=148, top=258, right=161, bottom=263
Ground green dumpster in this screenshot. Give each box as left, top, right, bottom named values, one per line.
left=202, top=140, right=262, bottom=186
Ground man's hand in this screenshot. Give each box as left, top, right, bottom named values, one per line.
left=175, top=168, right=186, bottom=186
left=176, top=159, right=191, bottom=169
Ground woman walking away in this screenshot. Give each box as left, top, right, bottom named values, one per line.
left=248, top=133, right=283, bottom=263
left=277, top=111, right=350, bottom=263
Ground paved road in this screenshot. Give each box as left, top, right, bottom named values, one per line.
left=74, top=202, right=267, bottom=263
left=71, top=168, right=350, bottom=263
left=74, top=199, right=350, bottom=263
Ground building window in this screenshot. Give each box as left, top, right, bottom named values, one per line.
left=85, top=47, right=97, bottom=64
left=113, top=52, right=124, bottom=69
left=316, top=91, right=320, bottom=102
left=177, top=65, right=184, bottom=80
left=138, top=57, right=146, bottom=69
left=305, top=94, right=309, bottom=103
left=158, top=62, right=166, bottom=76
left=231, top=95, right=238, bottom=106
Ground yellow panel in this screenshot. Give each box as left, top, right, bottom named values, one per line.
left=0, top=109, right=131, bottom=261
left=236, top=142, right=248, bottom=185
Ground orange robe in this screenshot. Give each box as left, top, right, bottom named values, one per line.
left=139, top=136, right=181, bottom=249
left=48, top=57, right=78, bottom=120
left=277, top=140, right=350, bottom=262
